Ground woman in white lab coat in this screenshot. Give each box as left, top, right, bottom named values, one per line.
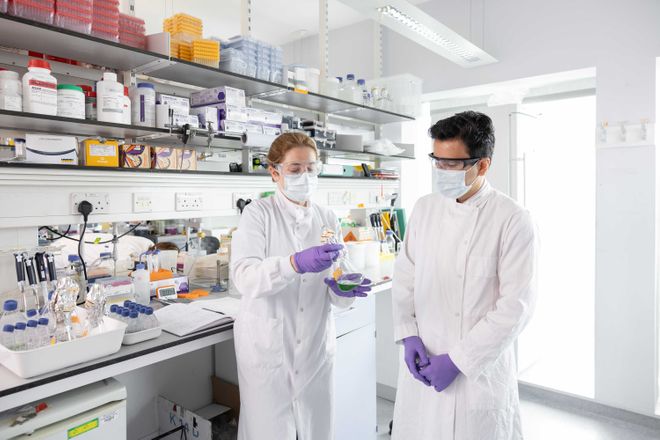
left=230, top=132, right=371, bottom=440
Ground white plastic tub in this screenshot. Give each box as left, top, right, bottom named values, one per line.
left=0, top=308, right=127, bottom=378
left=122, top=326, right=161, bottom=345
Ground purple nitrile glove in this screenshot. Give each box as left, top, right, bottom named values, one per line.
left=402, top=336, right=430, bottom=386
left=324, top=275, right=372, bottom=298
left=293, top=243, right=343, bottom=274
left=420, top=354, right=461, bottom=392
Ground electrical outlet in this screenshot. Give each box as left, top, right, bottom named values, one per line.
left=133, top=193, right=153, bottom=213
left=71, top=192, right=111, bottom=215
left=175, top=192, right=204, bottom=211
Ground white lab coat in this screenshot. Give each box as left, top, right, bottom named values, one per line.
left=230, top=190, right=353, bottom=440
left=391, top=182, right=537, bottom=440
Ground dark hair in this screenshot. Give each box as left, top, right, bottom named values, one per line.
left=428, top=111, right=495, bottom=158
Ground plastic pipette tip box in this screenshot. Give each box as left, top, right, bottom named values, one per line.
left=8, top=0, right=55, bottom=25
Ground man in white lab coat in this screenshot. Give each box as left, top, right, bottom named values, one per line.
left=391, top=111, right=538, bottom=439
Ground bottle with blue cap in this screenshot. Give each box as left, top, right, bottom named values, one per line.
left=1, top=324, right=15, bottom=350
left=145, top=307, right=159, bottom=329
left=37, top=317, right=50, bottom=347
left=341, top=73, right=357, bottom=102
left=1, top=299, right=21, bottom=328
left=13, top=322, right=26, bottom=350
left=130, top=82, right=156, bottom=127
left=132, top=263, right=150, bottom=305
left=128, top=310, right=140, bottom=333
left=26, top=320, right=39, bottom=349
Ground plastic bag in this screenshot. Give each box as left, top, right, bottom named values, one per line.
left=364, top=138, right=404, bottom=156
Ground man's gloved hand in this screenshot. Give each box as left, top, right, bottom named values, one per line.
left=324, top=275, right=371, bottom=298
left=402, top=336, right=430, bottom=386
left=292, top=244, right=343, bottom=273
left=420, top=354, right=461, bottom=392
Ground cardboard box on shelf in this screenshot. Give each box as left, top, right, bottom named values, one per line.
left=157, top=93, right=190, bottom=113
left=190, top=86, right=246, bottom=108
left=120, top=144, right=151, bottom=169
left=25, top=134, right=78, bottom=165
left=151, top=147, right=177, bottom=170
left=156, top=377, right=240, bottom=440
left=221, top=120, right=247, bottom=136
left=82, top=139, right=119, bottom=167
left=176, top=148, right=197, bottom=170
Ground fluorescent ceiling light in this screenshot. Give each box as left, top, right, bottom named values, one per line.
left=338, top=0, right=497, bottom=68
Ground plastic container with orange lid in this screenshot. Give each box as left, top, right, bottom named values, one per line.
left=8, top=0, right=55, bottom=24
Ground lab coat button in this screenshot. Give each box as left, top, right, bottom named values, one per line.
left=299, top=308, right=304, bottom=312
left=295, top=370, right=299, bottom=375
left=455, top=313, right=460, bottom=318
left=297, top=339, right=301, bottom=344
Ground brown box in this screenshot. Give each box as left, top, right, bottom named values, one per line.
left=120, top=144, right=151, bottom=169
left=212, top=376, right=240, bottom=421
left=176, top=148, right=197, bottom=171
left=151, top=146, right=177, bottom=170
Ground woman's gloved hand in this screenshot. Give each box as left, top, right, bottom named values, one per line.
left=324, top=275, right=372, bottom=298
left=292, top=243, right=343, bottom=274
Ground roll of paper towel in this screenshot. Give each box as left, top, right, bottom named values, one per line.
left=241, top=132, right=277, bottom=148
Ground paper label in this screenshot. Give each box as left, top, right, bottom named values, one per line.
left=68, top=418, right=99, bottom=438
left=1, top=96, right=22, bottom=111
left=27, top=79, right=57, bottom=107
left=90, top=144, right=116, bottom=157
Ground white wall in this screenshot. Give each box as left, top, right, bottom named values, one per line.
left=282, top=20, right=377, bottom=81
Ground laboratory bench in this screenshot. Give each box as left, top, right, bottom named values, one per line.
left=0, top=280, right=392, bottom=419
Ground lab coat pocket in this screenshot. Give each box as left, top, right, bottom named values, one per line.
left=235, top=311, right=284, bottom=370
left=467, top=255, right=497, bottom=278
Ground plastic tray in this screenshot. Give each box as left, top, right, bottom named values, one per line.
left=8, top=0, right=55, bottom=24
left=219, top=57, right=248, bottom=75
left=54, top=13, right=92, bottom=34
left=91, top=27, right=119, bottom=42
left=256, top=66, right=271, bottom=81
left=122, top=326, right=161, bottom=346
left=0, top=308, right=127, bottom=378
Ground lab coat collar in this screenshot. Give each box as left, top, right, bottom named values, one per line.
left=463, top=180, right=494, bottom=208
left=275, top=189, right=313, bottom=225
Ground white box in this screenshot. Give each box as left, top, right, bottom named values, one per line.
left=221, top=120, right=247, bottom=135
left=191, top=86, right=246, bottom=108
left=246, top=107, right=267, bottom=124
left=157, top=93, right=190, bottom=112
left=191, top=105, right=248, bottom=127
left=262, top=125, right=282, bottom=136
left=0, top=308, right=126, bottom=378
left=245, top=123, right=263, bottom=134
left=25, top=134, right=78, bottom=165
left=263, top=111, right=283, bottom=125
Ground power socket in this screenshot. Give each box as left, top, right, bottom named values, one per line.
left=71, top=192, right=110, bottom=215
left=175, top=192, right=204, bottom=211
left=133, top=193, right=153, bottom=213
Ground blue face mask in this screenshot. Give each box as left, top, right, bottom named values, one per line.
left=432, top=163, right=478, bottom=199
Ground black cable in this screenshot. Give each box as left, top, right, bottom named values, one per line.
left=40, top=225, right=74, bottom=241
left=78, top=222, right=88, bottom=281
left=39, top=222, right=143, bottom=244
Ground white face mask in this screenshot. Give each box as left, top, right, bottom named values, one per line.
left=282, top=173, right=318, bottom=202
left=432, top=165, right=477, bottom=199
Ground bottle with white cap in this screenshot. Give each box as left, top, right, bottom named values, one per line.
left=0, top=68, right=22, bottom=111
left=22, top=59, right=57, bottom=115
left=96, top=72, right=124, bottom=123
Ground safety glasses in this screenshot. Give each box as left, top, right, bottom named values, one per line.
left=275, top=160, right=324, bottom=177
left=428, top=153, right=481, bottom=171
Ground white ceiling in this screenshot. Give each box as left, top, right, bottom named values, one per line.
left=132, top=0, right=429, bottom=45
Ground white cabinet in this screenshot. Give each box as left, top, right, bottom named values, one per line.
left=334, top=295, right=377, bottom=440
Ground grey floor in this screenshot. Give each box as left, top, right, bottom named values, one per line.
left=376, top=398, right=660, bottom=439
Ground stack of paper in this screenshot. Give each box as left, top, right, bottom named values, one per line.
left=154, top=303, right=233, bottom=337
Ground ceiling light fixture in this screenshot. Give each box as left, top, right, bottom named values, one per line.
left=337, top=0, right=497, bottom=68
left=377, top=5, right=480, bottom=63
